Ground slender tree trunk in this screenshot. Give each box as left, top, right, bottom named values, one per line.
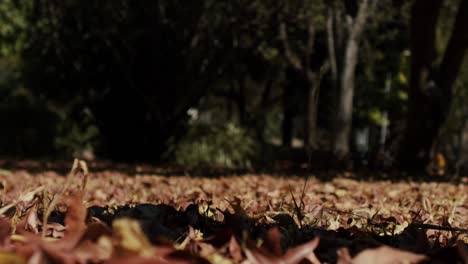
left=304, top=73, right=320, bottom=151
left=255, top=79, right=273, bottom=143
left=333, top=0, right=374, bottom=157
left=304, top=63, right=329, bottom=151
left=456, top=107, right=468, bottom=175
left=236, top=79, right=247, bottom=126
left=397, top=0, right=468, bottom=170
left=282, top=83, right=294, bottom=147
left=327, top=7, right=339, bottom=91
left=279, top=17, right=328, bottom=152
left=326, top=3, right=344, bottom=149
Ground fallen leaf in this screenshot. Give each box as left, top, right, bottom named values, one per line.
left=44, top=222, right=65, bottom=239
left=24, top=206, right=40, bottom=234
left=336, top=248, right=353, bottom=264
left=113, top=218, right=154, bottom=257
left=341, top=246, right=428, bottom=264
left=263, top=227, right=283, bottom=256
left=246, top=235, right=320, bottom=264
left=228, top=236, right=243, bottom=262
left=0, top=252, right=27, bottom=264
left=74, top=239, right=113, bottom=263
left=0, top=217, right=11, bottom=246
left=283, top=237, right=321, bottom=264
left=63, top=193, right=87, bottom=244
left=457, top=240, right=468, bottom=264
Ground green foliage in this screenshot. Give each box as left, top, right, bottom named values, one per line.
left=53, top=108, right=100, bottom=157
left=0, top=0, right=28, bottom=57
left=171, top=122, right=257, bottom=168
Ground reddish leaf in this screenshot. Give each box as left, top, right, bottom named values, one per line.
left=282, top=237, right=320, bottom=264
left=228, top=236, right=243, bottom=262
left=109, top=255, right=207, bottom=264
left=264, top=227, right=284, bottom=256
left=80, top=221, right=113, bottom=242
left=245, top=248, right=275, bottom=264
left=246, top=237, right=320, bottom=264
left=336, top=248, right=353, bottom=264
left=0, top=216, right=11, bottom=246
left=457, top=241, right=468, bottom=264
left=62, top=192, right=87, bottom=247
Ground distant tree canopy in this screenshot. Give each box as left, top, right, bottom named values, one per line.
left=0, top=0, right=467, bottom=172
left=20, top=1, right=226, bottom=160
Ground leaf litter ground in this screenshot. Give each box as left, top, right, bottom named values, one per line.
left=0, top=159, right=467, bottom=263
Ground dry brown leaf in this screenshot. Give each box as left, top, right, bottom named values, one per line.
left=340, top=246, right=429, bottom=264
left=44, top=222, right=65, bottom=239
left=24, top=206, right=40, bottom=234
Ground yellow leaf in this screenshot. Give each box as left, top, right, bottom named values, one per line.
left=335, top=189, right=347, bottom=197
left=112, top=218, right=153, bottom=257
left=0, top=252, right=27, bottom=264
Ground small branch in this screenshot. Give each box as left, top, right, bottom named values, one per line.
left=279, top=22, right=303, bottom=72
left=326, top=8, right=338, bottom=86
left=305, top=16, right=316, bottom=57
left=409, top=223, right=468, bottom=233
left=320, top=60, right=331, bottom=78
left=349, top=0, right=375, bottom=41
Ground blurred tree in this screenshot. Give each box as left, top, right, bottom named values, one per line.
left=278, top=0, right=329, bottom=152
left=397, top=0, right=468, bottom=170
left=328, top=0, right=378, bottom=158
left=21, top=0, right=229, bottom=160
left=2, top=0, right=464, bottom=169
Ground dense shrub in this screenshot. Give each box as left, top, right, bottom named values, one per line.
left=171, top=122, right=256, bottom=168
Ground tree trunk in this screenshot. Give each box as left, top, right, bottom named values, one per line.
left=333, top=0, right=374, bottom=157
left=438, top=0, right=468, bottom=112
left=397, top=0, right=468, bottom=170
left=333, top=40, right=358, bottom=156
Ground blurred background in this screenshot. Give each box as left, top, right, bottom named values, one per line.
left=0, top=0, right=467, bottom=173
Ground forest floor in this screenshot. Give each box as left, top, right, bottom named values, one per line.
left=0, top=159, right=467, bottom=263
